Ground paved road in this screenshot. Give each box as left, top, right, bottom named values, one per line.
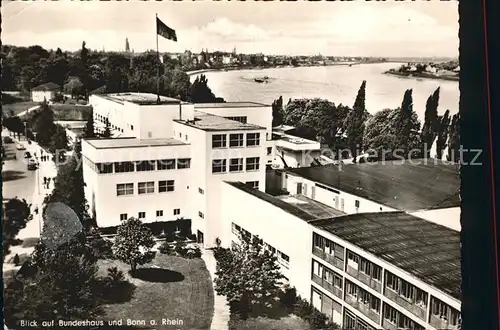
left=2, top=138, right=36, bottom=204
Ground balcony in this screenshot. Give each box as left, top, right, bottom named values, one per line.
left=429, top=315, right=460, bottom=330
left=312, top=274, right=343, bottom=299
left=384, top=288, right=427, bottom=321
left=345, top=295, right=380, bottom=324
left=382, top=319, right=399, bottom=330
left=312, top=247, right=344, bottom=270
left=346, top=266, right=382, bottom=292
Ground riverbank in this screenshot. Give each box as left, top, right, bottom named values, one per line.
left=187, top=61, right=395, bottom=76
left=384, top=70, right=459, bottom=82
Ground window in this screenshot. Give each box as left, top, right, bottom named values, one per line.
left=229, top=158, right=243, bottom=172
left=386, top=272, right=400, bottom=292
left=246, top=157, right=260, bottom=171
left=267, top=147, right=272, bottom=155
left=212, top=159, right=227, bottom=173
left=131, top=125, right=134, bottom=130
left=159, top=180, right=175, bottom=192
left=355, top=200, right=360, bottom=208
left=173, top=208, right=180, bottom=215
left=246, top=133, right=260, bottom=146
left=157, top=159, right=176, bottom=170
left=156, top=210, right=163, bottom=217
left=120, top=213, right=128, bottom=221
left=199, top=188, right=204, bottom=194
left=97, top=163, right=113, bottom=174
left=313, top=260, right=322, bottom=277
left=372, top=264, right=382, bottom=281
left=324, top=269, right=334, bottom=283
left=148, top=132, right=152, bottom=138
left=114, top=161, right=135, bottom=173
left=229, top=133, right=244, bottom=147
left=347, top=281, right=358, bottom=297
left=177, top=158, right=191, bottom=169
left=246, top=181, right=259, bottom=189
left=199, top=211, right=204, bottom=219
left=384, top=304, right=398, bottom=324
left=138, top=212, right=146, bottom=219
left=225, top=116, right=247, bottom=123
left=136, top=160, right=155, bottom=172
left=117, top=183, right=134, bottom=196
left=185, top=135, right=188, bottom=141
left=138, top=181, right=155, bottom=194
left=212, top=134, right=227, bottom=148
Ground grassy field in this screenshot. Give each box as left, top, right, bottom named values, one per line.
left=97, top=254, right=214, bottom=330
left=2, top=101, right=39, bottom=116
left=229, top=314, right=312, bottom=330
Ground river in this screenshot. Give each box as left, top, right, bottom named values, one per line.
left=190, top=63, right=459, bottom=120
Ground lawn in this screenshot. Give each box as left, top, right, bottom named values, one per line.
left=2, top=101, right=39, bottom=116
left=97, top=254, right=214, bottom=330
left=229, top=314, right=312, bottom=330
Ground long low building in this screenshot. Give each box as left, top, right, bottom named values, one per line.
left=221, top=180, right=461, bottom=330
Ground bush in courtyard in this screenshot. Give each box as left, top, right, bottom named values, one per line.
left=279, top=285, right=298, bottom=311
left=88, top=234, right=114, bottom=259
left=158, top=242, right=175, bottom=255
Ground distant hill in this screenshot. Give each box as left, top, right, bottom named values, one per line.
left=386, top=57, right=458, bottom=63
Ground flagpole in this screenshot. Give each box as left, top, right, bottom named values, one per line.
left=156, top=13, right=160, bottom=104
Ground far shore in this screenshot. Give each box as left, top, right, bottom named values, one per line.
left=384, top=70, right=459, bottom=82
left=186, top=61, right=401, bottom=76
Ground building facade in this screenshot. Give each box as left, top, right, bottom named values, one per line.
left=31, top=82, right=60, bottom=102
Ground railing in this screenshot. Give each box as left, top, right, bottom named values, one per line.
left=384, top=288, right=427, bottom=321
left=344, top=295, right=380, bottom=324
left=429, top=314, right=460, bottom=330
left=312, top=274, right=343, bottom=299
left=346, top=266, right=382, bottom=292
left=312, top=247, right=344, bottom=270
left=382, top=319, right=399, bottom=330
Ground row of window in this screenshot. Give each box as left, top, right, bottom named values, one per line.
left=383, top=303, right=425, bottom=330
left=93, top=159, right=191, bottom=174
left=231, top=222, right=290, bottom=268
left=312, top=260, right=343, bottom=289
left=117, top=180, right=175, bottom=196
left=347, top=251, right=382, bottom=282
left=430, top=296, right=461, bottom=325
left=95, top=114, right=128, bottom=132
left=313, top=233, right=345, bottom=261
left=212, top=157, right=260, bottom=173
left=212, top=133, right=260, bottom=148
left=385, top=271, right=428, bottom=308
left=346, top=280, right=381, bottom=313
left=224, top=116, right=247, bottom=124
left=119, top=208, right=181, bottom=221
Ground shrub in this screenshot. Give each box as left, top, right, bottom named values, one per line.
left=158, top=242, right=175, bottom=255
left=13, top=254, right=20, bottom=266
left=279, top=286, right=298, bottom=311
left=88, top=235, right=114, bottom=259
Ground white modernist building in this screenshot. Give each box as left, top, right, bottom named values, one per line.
left=81, top=92, right=461, bottom=330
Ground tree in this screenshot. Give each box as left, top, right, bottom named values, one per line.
left=189, top=74, right=224, bottom=103
left=45, top=155, right=93, bottom=229
left=272, top=96, right=284, bottom=127
left=394, top=89, right=416, bottom=157
left=3, top=236, right=100, bottom=327
left=3, top=198, right=32, bottom=258
left=214, top=236, right=284, bottom=318
left=49, top=124, right=69, bottom=153
left=31, top=102, right=56, bottom=147
left=64, top=76, right=84, bottom=99
left=83, top=111, right=95, bottom=138
left=436, top=110, right=451, bottom=160
left=421, top=87, right=440, bottom=157
left=363, top=108, right=421, bottom=160
left=112, top=218, right=156, bottom=275
left=344, top=80, right=367, bottom=162
left=448, top=113, right=461, bottom=163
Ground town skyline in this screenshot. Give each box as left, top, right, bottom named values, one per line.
left=3, top=1, right=458, bottom=57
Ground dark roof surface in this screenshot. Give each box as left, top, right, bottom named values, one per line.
left=311, top=212, right=461, bottom=300
left=276, top=194, right=346, bottom=218
left=32, top=82, right=60, bottom=91
left=226, top=182, right=317, bottom=221
left=286, top=161, right=460, bottom=211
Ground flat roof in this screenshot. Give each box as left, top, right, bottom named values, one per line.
left=97, top=93, right=187, bottom=106
left=194, top=102, right=270, bottom=108
left=311, top=212, right=461, bottom=300
left=83, top=137, right=188, bottom=149
left=276, top=194, right=346, bottom=218
left=174, top=111, right=265, bottom=131
left=286, top=161, right=460, bottom=211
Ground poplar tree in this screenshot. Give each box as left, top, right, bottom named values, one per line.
left=421, top=87, right=440, bottom=157
left=344, top=81, right=367, bottom=162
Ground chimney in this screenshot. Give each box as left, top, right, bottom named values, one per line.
left=178, top=97, right=182, bottom=121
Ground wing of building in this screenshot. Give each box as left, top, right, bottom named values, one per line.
left=82, top=92, right=461, bottom=330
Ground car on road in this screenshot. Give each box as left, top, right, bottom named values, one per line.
left=24, top=151, right=31, bottom=159
left=27, top=158, right=38, bottom=171
left=16, top=144, right=26, bottom=150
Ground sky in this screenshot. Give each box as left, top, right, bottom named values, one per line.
left=2, top=1, right=459, bottom=57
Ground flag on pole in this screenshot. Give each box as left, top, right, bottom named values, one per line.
left=157, top=17, right=177, bottom=42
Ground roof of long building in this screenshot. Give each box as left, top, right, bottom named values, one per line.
left=311, top=211, right=461, bottom=300
left=286, top=161, right=460, bottom=211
